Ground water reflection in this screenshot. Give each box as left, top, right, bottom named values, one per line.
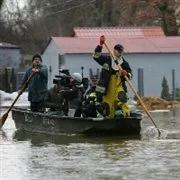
left=1, top=109, right=180, bottom=180
left=3, top=132, right=138, bottom=180
left=14, top=130, right=140, bottom=146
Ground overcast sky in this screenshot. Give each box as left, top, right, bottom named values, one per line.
left=4, top=0, right=26, bottom=11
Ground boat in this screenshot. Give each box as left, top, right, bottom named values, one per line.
left=12, top=108, right=142, bottom=136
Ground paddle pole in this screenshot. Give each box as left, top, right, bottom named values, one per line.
left=103, top=40, right=161, bottom=136
left=0, top=72, right=35, bottom=128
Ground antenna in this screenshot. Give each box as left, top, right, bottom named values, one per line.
left=81, top=66, right=84, bottom=78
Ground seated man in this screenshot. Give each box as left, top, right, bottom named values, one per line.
left=60, top=73, right=84, bottom=117
left=81, top=78, right=108, bottom=118
left=114, top=91, right=129, bottom=119
left=81, top=86, right=97, bottom=118
left=46, top=84, right=67, bottom=115
left=81, top=78, right=97, bottom=118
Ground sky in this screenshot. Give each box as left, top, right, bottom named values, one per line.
left=3, top=0, right=26, bottom=11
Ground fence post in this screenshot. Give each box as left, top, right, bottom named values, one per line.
left=172, top=69, right=176, bottom=100
left=16, top=72, right=25, bottom=89
left=0, top=91, right=1, bottom=116
left=138, top=68, right=144, bottom=97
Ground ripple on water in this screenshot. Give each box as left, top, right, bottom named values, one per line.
left=1, top=109, right=180, bottom=180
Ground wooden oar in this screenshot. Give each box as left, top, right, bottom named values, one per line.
left=103, top=41, right=161, bottom=136
left=0, top=72, right=35, bottom=128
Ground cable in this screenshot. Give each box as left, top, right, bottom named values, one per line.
left=44, top=0, right=96, bottom=17
left=2, top=0, right=80, bottom=13
left=0, top=0, right=97, bottom=22
left=37, top=0, right=75, bottom=10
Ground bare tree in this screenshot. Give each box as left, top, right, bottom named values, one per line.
left=0, top=0, right=178, bottom=55
left=0, top=0, right=3, bottom=9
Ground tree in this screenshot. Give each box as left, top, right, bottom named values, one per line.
left=0, top=0, right=3, bottom=9
left=155, top=0, right=178, bottom=36
left=0, top=0, right=179, bottom=54
left=161, top=76, right=170, bottom=100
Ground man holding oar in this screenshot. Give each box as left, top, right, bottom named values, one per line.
left=0, top=54, right=48, bottom=128
left=93, top=36, right=132, bottom=118
left=97, top=36, right=161, bottom=136
left=20, top=54, right=48, bottom=112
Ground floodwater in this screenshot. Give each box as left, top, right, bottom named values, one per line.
left=0, top=108, right=180, bottom=180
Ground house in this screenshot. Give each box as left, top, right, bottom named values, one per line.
left=42, top=27, right=180, bottom=97
left=0, top=42, right=21, bottom=69
left=0, top=42, right=21, bottom=92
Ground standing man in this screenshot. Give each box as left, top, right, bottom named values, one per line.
left=93, top=36, right=132, bottom=118
left=20, top=54, right=48, bottom=112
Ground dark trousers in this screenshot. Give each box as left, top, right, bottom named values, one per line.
left=30, top=101, right=45, bottom=112
left=74, top=107, right=82, bottom=117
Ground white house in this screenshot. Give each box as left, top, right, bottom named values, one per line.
left=42, top=27, right=180, bottom=97
left=0, top=42, right=21, bottom=69
left=0, top=42, right=21, bottom=91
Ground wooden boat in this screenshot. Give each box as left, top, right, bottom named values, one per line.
left=12, top=108, right=142, bottom=136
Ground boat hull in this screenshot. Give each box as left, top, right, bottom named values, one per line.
left=12, top=108, right=142, bottom=135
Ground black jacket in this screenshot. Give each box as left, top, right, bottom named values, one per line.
left=46, top=87, right=64, bottom=111
left=93, top=54, right=132, bottom=94
left=21, top=65, right=48, bottom=102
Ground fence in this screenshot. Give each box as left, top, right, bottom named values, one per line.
left=0, top=67, right=16, bottom=92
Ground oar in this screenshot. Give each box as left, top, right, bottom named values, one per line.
left=103, top=40, right=161, bottom=136
left=0, top=72, right=36, bottom=128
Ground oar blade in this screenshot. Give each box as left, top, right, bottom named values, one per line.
left=0, top=113, right=8, bottom=128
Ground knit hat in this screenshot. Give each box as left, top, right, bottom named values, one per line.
left=114, top=44, right=124, bottom=53
left=71, top=73, right=82, bottom=83
left=32, top=54, right=42, bottom=62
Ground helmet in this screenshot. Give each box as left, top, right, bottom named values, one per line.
left=71, top=73, right=82, bottom=83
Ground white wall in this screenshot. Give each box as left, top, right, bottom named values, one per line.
left=65, top=53, right=180, bottom=97
left=64, top=53, right=101, bottom=77
left=42, top=41, right=180, bottom=96
left=42, top=40, right=60, bottom=88
left=125, top=53, right=180, bottom=97
left=0, top=48, right=21, bottom=69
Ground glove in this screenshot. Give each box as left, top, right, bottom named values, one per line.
left=18, top=90, right=23, bottom=95
left=100, top=35, right=105, bottom=45
left=32, top=68, right=39, bottom=73
left=96, top=92, right=103, bottom=102
left=95, top=45, right=102, bottom=53
left=121, top=69, right=128, bottom=76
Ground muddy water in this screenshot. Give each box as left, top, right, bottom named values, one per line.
left=0, top=109, right=180, bottom=180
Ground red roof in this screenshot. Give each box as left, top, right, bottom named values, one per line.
left=52, top=36, right=180, bottom=54
left=74, top=27, right=165, bottom=38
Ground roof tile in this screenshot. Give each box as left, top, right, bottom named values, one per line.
left=52, top=36, right=180, bottom=54
left=74, top=27, right=165, bottom=38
